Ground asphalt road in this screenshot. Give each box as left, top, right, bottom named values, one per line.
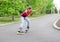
left=0, top=14, right=60, bottom=42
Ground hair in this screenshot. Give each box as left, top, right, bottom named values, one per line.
left=27, top=7, right=32, bottom=10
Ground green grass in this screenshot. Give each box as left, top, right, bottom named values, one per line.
left=0, top=17, right=20, bottom=24
left=0, top=14, right=47, bottom=24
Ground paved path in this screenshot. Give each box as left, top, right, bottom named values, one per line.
left=0, top=14, right=60, bottom=42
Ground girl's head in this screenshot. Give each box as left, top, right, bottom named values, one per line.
left=27, top=7, right=32, bottom=12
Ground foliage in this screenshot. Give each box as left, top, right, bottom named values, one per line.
left=0, top=0, right=53, bottom=17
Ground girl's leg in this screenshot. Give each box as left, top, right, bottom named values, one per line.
left=18, top=16, right=24, bottom=32
left=25, top=17, right=30, bottom=29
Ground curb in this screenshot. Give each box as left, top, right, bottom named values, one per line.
left=53, top=18, right=60, bottom=29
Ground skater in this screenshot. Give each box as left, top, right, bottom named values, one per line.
left=17, top=6, right=42, bottom=34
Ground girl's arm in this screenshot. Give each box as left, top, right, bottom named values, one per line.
left=32, top=7, right=42, bottom=12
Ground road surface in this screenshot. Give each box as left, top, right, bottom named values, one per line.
left=0, top=14, right=60, bottom=42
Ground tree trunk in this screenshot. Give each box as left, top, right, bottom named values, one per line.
left=12, top=14, right=14, bottom=21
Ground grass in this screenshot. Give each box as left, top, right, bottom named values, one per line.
left=0, top=17, right=20, bottom=24
left=0, top=14, right=47, bottom=24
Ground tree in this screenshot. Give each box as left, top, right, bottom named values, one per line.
left=0, top=0, right=27, bottom=20
left=26, top=0, right=53, bottom=15
left=0, top=0, right=53, bottom=17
